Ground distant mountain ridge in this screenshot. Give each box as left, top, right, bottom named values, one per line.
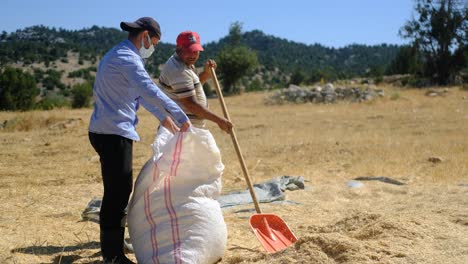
left=0, top=25, right=400, bottom=79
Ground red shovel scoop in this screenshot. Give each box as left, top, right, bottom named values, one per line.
left=210, top=67, right=297, bottom=253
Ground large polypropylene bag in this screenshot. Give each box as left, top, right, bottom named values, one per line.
left=128, top=127, right=227, bottom=264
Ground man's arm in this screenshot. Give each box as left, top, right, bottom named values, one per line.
left=178, top=95, right=232, bottom=133
left=139, top=96, right=191, bottom=133
left=122, top=57, right=190, bottom=126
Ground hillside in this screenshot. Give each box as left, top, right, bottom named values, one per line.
left=1, top=25, right=400, bottom=79
left=0, top=25, right=402, bottom=111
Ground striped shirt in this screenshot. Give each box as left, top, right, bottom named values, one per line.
left=158, top=54, right=208, bottom=127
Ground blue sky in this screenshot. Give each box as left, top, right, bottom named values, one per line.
left=1, top=0, right=414, bottom=48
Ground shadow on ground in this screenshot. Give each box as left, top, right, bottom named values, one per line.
left=11, top=241, right=101, bottom=263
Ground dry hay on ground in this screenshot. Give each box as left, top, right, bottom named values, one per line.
left=0, top=86, right=467, bottom=263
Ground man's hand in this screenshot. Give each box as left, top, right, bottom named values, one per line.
left=162, top=117, right=192, bottom=133
left=204, top=59, right=217, bottom=72
left=217, top=117, right=233, bottom=134
left=199, top=59, right=217, bottom=84
left=179, top=120, right=192, bottom=132
left=161, top=116, right=179, bottom=134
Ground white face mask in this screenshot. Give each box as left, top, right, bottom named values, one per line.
left=139, top=34, right=154, bottom=59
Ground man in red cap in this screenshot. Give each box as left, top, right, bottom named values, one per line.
left=158, top=31, right=233, bottom=132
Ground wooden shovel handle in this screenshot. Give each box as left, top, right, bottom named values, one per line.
left=210, top=67, right=262, bottom=214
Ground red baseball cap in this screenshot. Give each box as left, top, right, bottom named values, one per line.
left=176, top=31, right=204, bottom=52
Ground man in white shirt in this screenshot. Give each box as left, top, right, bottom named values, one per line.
left=158, top=31, right=232, bottom=133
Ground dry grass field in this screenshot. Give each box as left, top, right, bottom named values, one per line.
left=0, top=86, right=467, bottom=263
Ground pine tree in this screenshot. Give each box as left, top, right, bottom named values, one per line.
left=400, top=0, right=468, bottom=84
left=0, top=67, right=39, bottom=110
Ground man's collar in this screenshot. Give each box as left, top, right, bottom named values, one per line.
left=174, top=53, right=182, bottom=62
left=124, top=39, right=140, bottom=55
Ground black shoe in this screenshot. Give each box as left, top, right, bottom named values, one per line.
left=101, top=228, right=135, bottom=264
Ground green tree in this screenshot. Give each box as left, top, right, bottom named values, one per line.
left=228, top=21, right=243, bottom=46
left=42, top=69, right=65, bottom=90
left=387, top=45, right=423, bottom=75
left=306, top=67, right=338, bottom=84
left=0, top=67, right=39, bottom=110
left=218, top=46, right=258, bottom=94
left=217, top=22, right=258, bottom=94
left=289, top=68, right=306, bottom=85
left=455, top=44, right=468, bottom=82
left=37, top=93, right=70, bottom=110
left=400, top=0, right=468, bottom=85
left=71, top=82, right=93, bottom=108
left=246, top=78, right=262, bottom=92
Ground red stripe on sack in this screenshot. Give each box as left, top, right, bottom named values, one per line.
left=171, top=133, right=184, bottom=259
left=152, top=163, right=159, bottom=182
left=169, top=133, right=182, bottom=176
left=165, top=132, right=180, bottom=264
left=164, top=133, right=184, bottom=263
left=144, top=189, right=160, bottom=264
left=173, top=133, right=183, bottom=179
left=164, top=175, right=179, bottom=264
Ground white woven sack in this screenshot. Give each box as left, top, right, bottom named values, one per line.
left=128, top=127, right=227, bottom=264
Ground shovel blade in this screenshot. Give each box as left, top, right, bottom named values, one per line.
left=249, top=213, right=297, bottom=253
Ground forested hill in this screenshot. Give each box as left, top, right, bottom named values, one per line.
left=202, top=30, right=400, bottom=77
left=0, top=26, right=400, bottom=78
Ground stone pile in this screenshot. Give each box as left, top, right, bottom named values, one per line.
left=266, top=83, right=385, bottom=105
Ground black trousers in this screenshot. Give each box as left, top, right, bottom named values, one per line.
left=89, top=132, right=133, bottom=229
